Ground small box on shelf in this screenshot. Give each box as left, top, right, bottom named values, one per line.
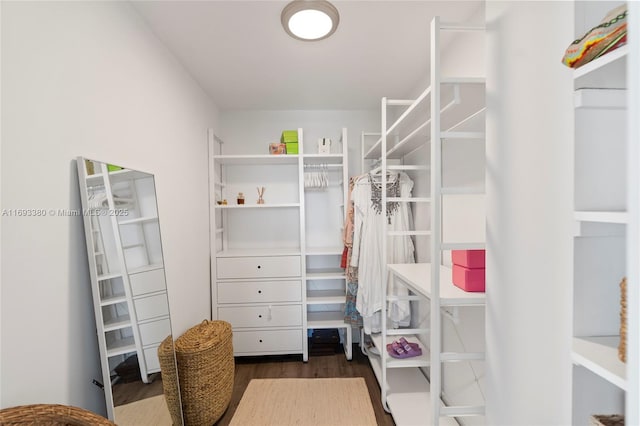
left=281, top=130, right=298, bottom=144
left=269, top=143, right=286, bottom=155
left=285, top=142, right=298, bottom=155
left=451, top=249, right=485, bottom=292
left=452, top=249, right=485, bottom=269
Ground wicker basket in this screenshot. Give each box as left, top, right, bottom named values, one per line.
left=590, top=414, right=625, bottom=426
left=0, top=404, right=115, bottom=425
left=158, top=335, right=182, bottom=426
left=175, top=320, right=234, bottom=426
left=619, top=277, right=627, bottom=363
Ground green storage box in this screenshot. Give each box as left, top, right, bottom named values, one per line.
left=285, top=142, right=298, bottom=155
left=281, top=130, right=298, bottom=144
left=107, top=164, right=123, bottom=172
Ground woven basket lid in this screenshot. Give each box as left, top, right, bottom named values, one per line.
left=175, top=320, right=232, bottom=354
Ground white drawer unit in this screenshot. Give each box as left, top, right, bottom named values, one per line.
left=143, top=345, right=161, bottom=372
left=217, top=280, right=302, bottom=304
left=134, top=294, right=169, bottom=321
left=218, top=304, right=302, bottom=328
left=138, top=318, right=171, bottom=346
left=216, top=255, right=301, bottom=280
left=129, top=268, right=166, bottom=296
left=232, top=329, right=303, bottom=354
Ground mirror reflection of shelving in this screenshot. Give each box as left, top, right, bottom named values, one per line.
left=77, top=158, right=173, bottom=422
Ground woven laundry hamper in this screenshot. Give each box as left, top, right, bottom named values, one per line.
left=158, top=335, right=182, bottom=426
left=0, top=404, right=115, bottom=425
left=619, top=277, right=627, bottom=362
left=175, top=320, right=234, bottom=426
left=590, top=414, right=625, bottom=426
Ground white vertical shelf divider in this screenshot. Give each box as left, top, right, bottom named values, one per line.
left=298, top=128, right=309, bottom=362
left=429, top=15, right=443, bottom=425
left=627, top=2, right=639, bottom=423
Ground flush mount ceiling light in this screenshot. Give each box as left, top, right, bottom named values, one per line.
left=281, top=0, right=340, bottom=41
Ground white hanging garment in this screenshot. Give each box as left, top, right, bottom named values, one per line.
left=350, top=172, right=415, bottom=334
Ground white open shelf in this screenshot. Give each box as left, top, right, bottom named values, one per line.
left=106, top=337, right=137, bottom=357
left=215, top=203, right=300, bottom=209
left=307, top=311, right=349, bottom=329
left=389, top=263, right=486, bottom=306
left=572, top=336, right=627, bottom=390
left=213, top=154, right=299, bottom=165
left=305, top=269, right=346, bottom=280
left=103, top=315, right=132, bottom=332
left=370, top=333, right=430, bottom=369
left=305, top=246, right=343, bottom=256
left=573, top=45, right=628, bottom=80
left=306, top=289, right=345, bottom=304
left=574, top=210, right=628, bottom=224
left=574, top=88, right=627, bottom=109
left=367, top=353, right=458, bottom=426
left=118, top=215, right=158, bottom=225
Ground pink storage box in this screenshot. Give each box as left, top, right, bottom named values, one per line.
left=452, top=264, right=485, bottom=292
left=451, top=249, right=485, bottom=269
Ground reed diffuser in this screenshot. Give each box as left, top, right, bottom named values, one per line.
left=257, top=187, right=265, bottom=204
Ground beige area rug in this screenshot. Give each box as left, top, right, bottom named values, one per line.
left=230, top=378, right=377, bottom=426
left=114, top=394, right=172, bottom=426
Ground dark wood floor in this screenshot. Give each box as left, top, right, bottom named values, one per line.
left=110, top=344, right=394, bottom=425
left=216, top=344, right=394, bottom=426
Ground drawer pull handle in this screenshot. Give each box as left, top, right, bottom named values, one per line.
left=258, top=290, right=262, bottom=294
left=259, top=339, right=263, bottom=343
left=257, top=265, right=261, bottom=269
left=258, top=314, right=262, bottom=318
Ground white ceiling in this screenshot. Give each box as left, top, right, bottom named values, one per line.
left=132, top=1, right=484, bottom=111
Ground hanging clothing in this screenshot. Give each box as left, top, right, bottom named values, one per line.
left=351, top=172, right=415, bottom=334
left=343, top=176, right=363, bottom=326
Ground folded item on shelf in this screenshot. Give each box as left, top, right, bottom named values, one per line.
left=561, top=4, right=627, bottom=69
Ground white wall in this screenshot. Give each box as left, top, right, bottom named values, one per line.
left=485, top=1, right=573, bottom=424
left=1, top=1, right=217, bottom=414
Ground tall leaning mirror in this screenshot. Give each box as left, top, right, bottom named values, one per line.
left=76, top=157, right=181, bottom=425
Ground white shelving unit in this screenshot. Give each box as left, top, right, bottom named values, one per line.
left=210, top=130, right=306, bottom=358
left=571, top=3, right=638, bottom=424
left=210, top=127, right=352, bottom=361
left=77, top=158, right=171, bottom=421
left=362, top=17, right=486, bottom=425
left=303, top=128, right=352, bottom=361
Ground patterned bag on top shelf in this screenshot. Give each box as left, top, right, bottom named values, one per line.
left=561, top=5, right=627, bottom=69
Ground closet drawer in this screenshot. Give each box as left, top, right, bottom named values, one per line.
left=232, top=329, right=303, bottom=354
left=134, top=294, right=169, bottom=321
left=138, top=318, right=171, bottom=346
left=143, top=345, right=161, bottom=373
left=218, top=305, right=302, bottom=328
left=217, top=280, right=302, bottom=304
left=129, top=268, right=166, bottom=296
left=216, top=256, right=301, bottom=279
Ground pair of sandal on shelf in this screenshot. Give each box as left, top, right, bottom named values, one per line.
left=386, top=337, right=422, bottom=359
